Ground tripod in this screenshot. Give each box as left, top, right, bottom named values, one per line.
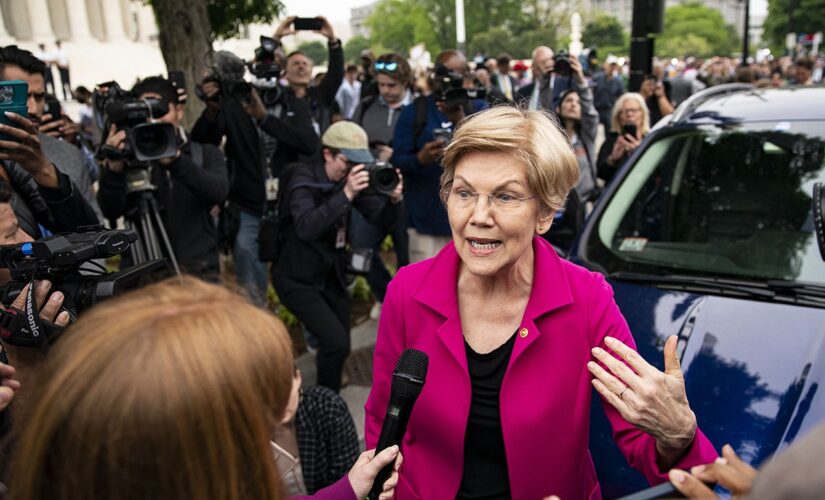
left=123, top=164, right=182, bottom=277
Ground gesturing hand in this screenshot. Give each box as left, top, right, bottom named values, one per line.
left=669, top=444, right=757, bottom=498
left=587, top=335, right=697, bottom=457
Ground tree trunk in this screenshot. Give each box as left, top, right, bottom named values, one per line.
left=149, top=0, right=212, bottom=127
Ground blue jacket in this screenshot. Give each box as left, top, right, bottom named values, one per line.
left=391, top=95, right=486, bottom=236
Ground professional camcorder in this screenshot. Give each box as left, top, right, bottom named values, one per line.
left=196, top=36, right=283, bottom=106
left=0, top=228, right=166, bottom=351
left=361, top=161, right=400, bottom=197
left=94, top=81, right=178, bottom=162
left=433, top=64, right=486, bottom=108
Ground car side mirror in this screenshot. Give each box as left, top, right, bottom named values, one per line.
left=813, top=183, right=825, bottom=262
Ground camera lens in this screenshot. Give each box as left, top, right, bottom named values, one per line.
left=130, top=122, right=178, bottom=162
left=229, top=81, right=252, bottom=102
left=371, top=167, right=400, bottom=196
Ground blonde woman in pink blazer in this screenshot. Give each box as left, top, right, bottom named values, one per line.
left=365, top=106, right=718, bottom=499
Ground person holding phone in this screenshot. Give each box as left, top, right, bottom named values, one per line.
left=597, top=92, right=650, bottom=184
left=274, top=15, right=344, bottom=139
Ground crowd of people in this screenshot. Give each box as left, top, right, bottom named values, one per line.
left=0, top=14, right=822, bottom=498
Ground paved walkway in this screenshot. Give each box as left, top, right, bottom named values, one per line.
left=296, top=317, right=379, bottom=446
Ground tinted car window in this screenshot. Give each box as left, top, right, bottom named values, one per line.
left=586, top=122, right=825, bottom=284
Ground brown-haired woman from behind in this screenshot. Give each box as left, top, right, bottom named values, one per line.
left=9, top=277, right=400, bottom=500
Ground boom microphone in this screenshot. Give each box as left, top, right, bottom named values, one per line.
left=367, top=348, right=429, bottom=499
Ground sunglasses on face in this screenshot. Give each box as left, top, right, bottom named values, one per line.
left=374, top=61, right=399, bottom=72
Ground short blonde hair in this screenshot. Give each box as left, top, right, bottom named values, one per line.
left=440, top=106, right=579, bottom=213
left=10, top=277, right=293, bottom=500
left=610, top=93, right=651, bottom=135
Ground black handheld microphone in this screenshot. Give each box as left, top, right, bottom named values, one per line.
left=367, top=348, right=429, bottom=500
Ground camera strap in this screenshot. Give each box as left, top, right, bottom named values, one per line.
left=0, top=277, right=65, bottom=353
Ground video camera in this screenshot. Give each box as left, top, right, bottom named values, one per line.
left=0, top=228, right=167, bottom=351
left=196, top=36, right=283, bottom=106
left=433, top=64, right=486, bottom=108
left=361, top=161, right=400, bottom=196
left=93, top=81, right=178, bottom=163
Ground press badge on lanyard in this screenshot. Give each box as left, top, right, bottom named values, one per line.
left=335, top=227, right=347, bottom=249
left=265, top=177, right=279, bottom=201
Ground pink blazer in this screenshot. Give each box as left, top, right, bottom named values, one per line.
left=365, top=238, right=717, bottom=499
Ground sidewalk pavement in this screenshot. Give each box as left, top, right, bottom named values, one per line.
left=296, top=317, right=379, bottom=448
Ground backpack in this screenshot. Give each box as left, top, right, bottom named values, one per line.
left=257, top=164, right=335, bottom=262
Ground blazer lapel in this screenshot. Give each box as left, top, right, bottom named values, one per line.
left=412, top=244, right=468, bottom=371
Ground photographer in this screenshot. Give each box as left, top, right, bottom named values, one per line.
left=271, top=121, right=403, bottom=392
left=0, top=46, right=99, bottom=219
left=191, top=48, right=317, bottom=303
left=515, top=45, right=575, bottom=111
left=391, top=50, right=486, bottom=263
left=99, top=77, right=229, bottom=280
left=274, top=16, right=344, bottom=138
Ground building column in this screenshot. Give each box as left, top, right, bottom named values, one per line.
left=0, top=3, right=15, bottom=45
left=102, top=0, right=126, bottom=41
left=65, top=0, right=93, bottom=41
left=28, top=0, right=55, bottom=42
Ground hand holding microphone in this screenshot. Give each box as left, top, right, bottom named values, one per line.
left=367, top=348, right=429, bottom=500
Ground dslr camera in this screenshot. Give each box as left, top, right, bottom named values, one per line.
left=0, top=228, right=166, bottom=351
left=360, top=161, right=400, bottom=197
left=196, top=36, right=283, bottom=106
left=433, top=64, right=486, bottom=108
left=94, top=81, right=178, bottom=163
left=552, top=50, right=572, bottom=77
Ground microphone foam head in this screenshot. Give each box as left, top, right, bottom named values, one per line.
left=391, top=348, right=428, bottom=399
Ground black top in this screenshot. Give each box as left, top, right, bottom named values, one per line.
left=457, top=332, right=517, bottom=500
left=191, top=90, right=318, bottom=215
left=295, top=385, right=360, bottom=494
left=270, top=162, right=401, bottom=290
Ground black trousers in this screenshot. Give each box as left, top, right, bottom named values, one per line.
left=275, top=273, right=351, bottom=392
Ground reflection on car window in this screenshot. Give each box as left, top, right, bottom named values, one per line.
left=588, top=123, right=825, bottom=284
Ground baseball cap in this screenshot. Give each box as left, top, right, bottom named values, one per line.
left=605, top=54, right=619, bottom=65
left=321, top=121, right=374, bottom=163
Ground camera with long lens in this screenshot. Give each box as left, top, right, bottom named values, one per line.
left=433, top=64, right=486, bottom=108
left=552, top=50, right=572, bottom=77
left=94, top=81, right=178, bottom=163
left=0, top=228, right=167, bottom=351
left=360, top=161, right=400, bottom=196
left=195, top=37, right=283, bottom=106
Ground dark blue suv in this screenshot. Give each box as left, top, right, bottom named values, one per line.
left=571, top=84, right=825, bottom=497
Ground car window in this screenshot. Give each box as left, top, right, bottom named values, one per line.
left=586, top=122, right=825, bottom=284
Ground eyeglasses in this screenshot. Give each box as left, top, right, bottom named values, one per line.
left=441, top=183, right=536, bottom=211
left=28, top=91, right=46, bottom=102
left=374, top=61, right=398, bottom=72
left=622, top=107, right=642, bottom=115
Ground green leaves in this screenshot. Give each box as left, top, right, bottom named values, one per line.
left=656, top=1, right=740, bottom=57
left=764, top=0, right=825, bottom=50
left=583, top=15, right=628, bottom=55
left=297, top=41, right=329, bottom=66
left=206, top=0, right=284, bottom=40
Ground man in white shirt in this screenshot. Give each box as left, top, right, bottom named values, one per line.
left=53, top=40, right=71, bottom=101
